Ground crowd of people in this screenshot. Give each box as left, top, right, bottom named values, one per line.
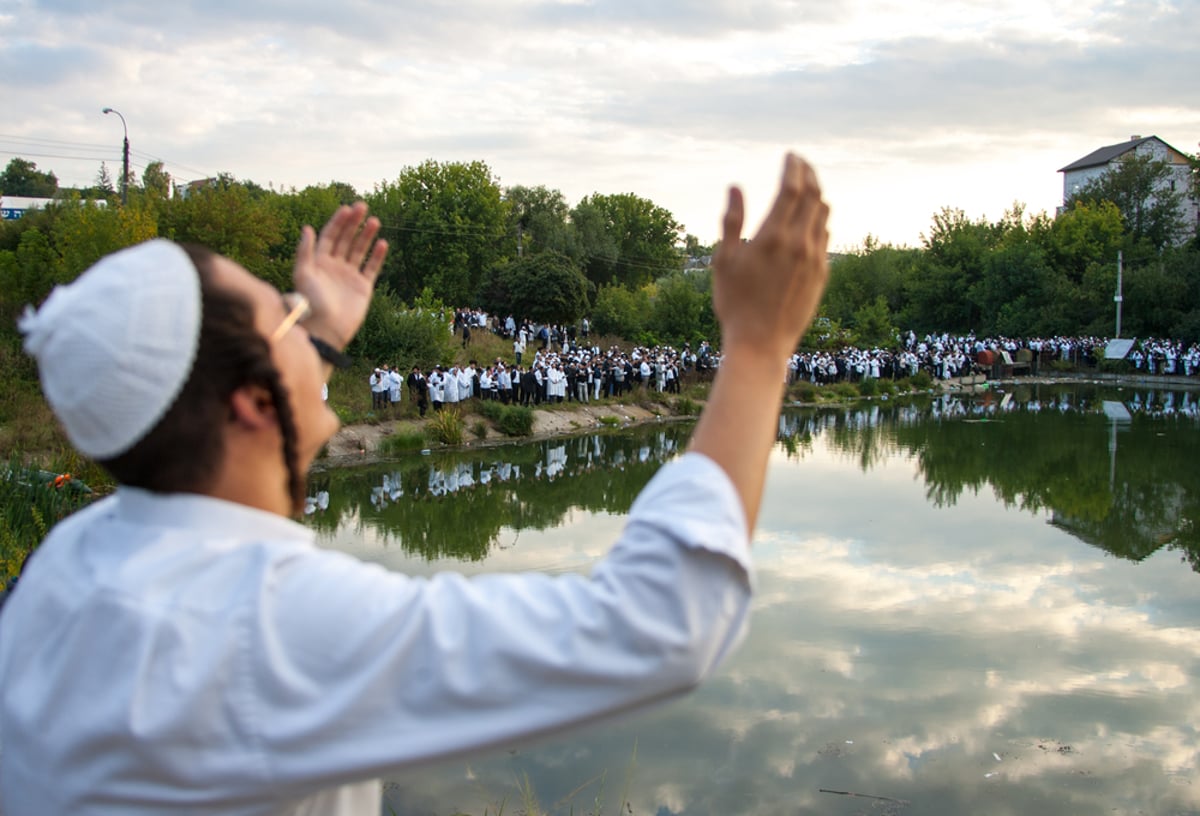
left=370, top=312, right=724, bottom=413
left=789, top=332, right=1200, bottom=385
left=367, top=327, right=1200, bottom=416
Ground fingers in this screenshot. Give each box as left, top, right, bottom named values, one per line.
left=348, top=215, right=382, bottom=265
left=717, top=186, right=745, bottom=266
left=315, top=202, right=383, bottom=270
left=295, top=224, right=316, bottom=268
left=362, top=238, right=389, bottom=282
left=316, top=204, right=352, bottom=257
left=760, top=153, right=805, bottom=235
left=791, top=163, right=826, bottom=252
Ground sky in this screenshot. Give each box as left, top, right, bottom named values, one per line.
left=2, top=0, right=1197, bottom=250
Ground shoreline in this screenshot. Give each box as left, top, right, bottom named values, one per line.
left=317, top=370, right=1200, bottom=469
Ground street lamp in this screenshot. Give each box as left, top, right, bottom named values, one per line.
left=101, top=107, right=129, bottom=206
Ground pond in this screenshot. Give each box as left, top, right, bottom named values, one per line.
left=306, top=382, right=1200, bottom=816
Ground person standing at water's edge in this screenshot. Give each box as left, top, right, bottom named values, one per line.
left=0, top=155, right=829, bottom=815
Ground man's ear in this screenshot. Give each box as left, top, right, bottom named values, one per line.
left=229, top=383, right=278, bottom=430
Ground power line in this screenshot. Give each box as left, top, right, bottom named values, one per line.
left=0, top=134, right=115, bottom=151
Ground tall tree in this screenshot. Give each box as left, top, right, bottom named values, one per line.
left=905, top=208, right=1000, bottom=332
left=93, top=162, right=116, bottom=199
left=141, top=161, right=172, bottom=201
left=504, top=185, right=575, bottom=258
left=571, top=193, right=682, bottom=289
left=369, top=160, right=508, bottom=305
left=484, top=250, right=589, bottom=324
left=157, top=180, right=285, bottom=287
left=1066, top=153, right=1187, bottom=251
left=0, top=158, right=58, bottom=197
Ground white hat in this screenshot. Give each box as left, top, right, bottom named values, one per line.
left=18, top=239, right=202, bottom=459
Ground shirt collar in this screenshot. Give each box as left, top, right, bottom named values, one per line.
left=113, top=486, right=314, bottom=543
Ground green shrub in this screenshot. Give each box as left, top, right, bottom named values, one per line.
left=377, top=429, right=426, bottom=456
left=673, top=397, right=701, bottom=416
left=831, top=382, right=859, bottom=400
left=876, top=379, right=899, bottom=397
left=909, top=370, right=933, bottom=390
left=497, top=406, right=534, bottom=437
left=599, top=415, right=621, bottom=427
left=477, top=400, right=504, bottom=421
left=791, top=380, right=818, bottom=403
left=471, top=420, right=489, bottom=440
left=1, top=455, right=97, bottom=581
left=426, top=408, right=464, bottom=446
left=858, top=377, right=878, bottom=397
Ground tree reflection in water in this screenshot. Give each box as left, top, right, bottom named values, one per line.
left=307, top=384, right=1199, bottom=571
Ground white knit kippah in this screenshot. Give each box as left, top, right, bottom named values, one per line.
left=17, top=239, right=202, bottom=459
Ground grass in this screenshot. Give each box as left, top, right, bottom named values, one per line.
left=376, top=429, right=427, bottom=456
left=426, top=408, right=465, bottom=446
left=673, top=396, right=701, bottom=416
left=1, top=453, right=101, bottom=581
left=495, top=405, right=534, bottom=437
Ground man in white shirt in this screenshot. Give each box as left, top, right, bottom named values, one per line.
left=1, top=156, right=830, bottom=815
left=369, top=364, right=390, bottom=410
left=387, top=365, right=403, bottom=411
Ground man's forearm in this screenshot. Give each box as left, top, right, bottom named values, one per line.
left=688, top=346, right=790, bottom=535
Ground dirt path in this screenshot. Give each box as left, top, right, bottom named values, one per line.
left=320, top=401, right=677, bottom=466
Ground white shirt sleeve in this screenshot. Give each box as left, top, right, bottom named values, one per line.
left=247, top=452, right=751, bottom=789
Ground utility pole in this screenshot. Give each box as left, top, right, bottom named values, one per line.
left=102, top=107, right=129, bottom=206
left=1114, top=250, right=1123, bottom=338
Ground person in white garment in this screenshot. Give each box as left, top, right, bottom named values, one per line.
left=0, top=155, right=829, bottom=816
left=387, top=365, right=403, bottom=411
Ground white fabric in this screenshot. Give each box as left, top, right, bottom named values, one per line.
left=0, top=453, right=752, bottom=816
left=17, top=239, right=201, bottom=459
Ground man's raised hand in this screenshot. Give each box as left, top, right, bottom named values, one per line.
left=293, top=202, right=389, bottom=350
left=711, top=154, right=830, bottom=362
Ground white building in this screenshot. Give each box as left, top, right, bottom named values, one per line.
left=0, top=196, right=56, bottom=220
left=1059, top=135, right=1199, bottom=243
left=0, top=195, right=108, bottom=220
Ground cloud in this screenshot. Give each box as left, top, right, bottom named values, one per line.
left=5, top=0, right=1198, bottom=246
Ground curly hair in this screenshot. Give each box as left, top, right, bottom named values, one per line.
left=99, top=245, right=305, bottom=511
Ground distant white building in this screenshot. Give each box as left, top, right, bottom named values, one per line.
left=0, top=195, right=108, bottom=220
left=1059, top=135, right=1199, bottom=242
left=0, top=196, right=55, bottom=220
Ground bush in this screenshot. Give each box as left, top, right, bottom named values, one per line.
left=477, top=400, right=504, bottom=421
left=599, top=415, right=621, bottom=427
left=497, top=406, right=534, bottom=437
left=471, top=420, right=489, bottom=439
left=831, top=382, right=859, bottom=400
left=1, top=455, right=97, bottom=581
left=790, top=380, right=818, bottom=403
left=377, top=430, right=426, bottom=456
left=858, top=377, right=878, bottom=397
left=673, top=397, right=701, bottom=416
left=426, top=408, right=464, bottom=446
left=909, top=370, right=933, bottom=390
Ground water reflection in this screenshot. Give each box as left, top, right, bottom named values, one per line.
left=773, top=384, right=1200, bottom=570
left=306, top=424, right=691, bottom=561
left=310, top=384, right=1199, bottom=815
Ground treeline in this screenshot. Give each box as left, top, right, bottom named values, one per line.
left=826, top=154, right=1200, bottom=346
left=0, top=157, right=717, bottom=369
left=4, top=150, right=1199, bottom=370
